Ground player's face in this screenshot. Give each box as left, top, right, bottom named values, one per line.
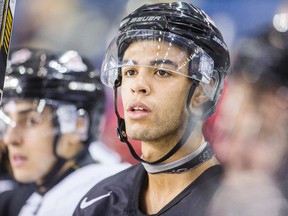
left=121, top=40, right=192, bottom=143
left=212, top=82, right=288, bottom=172
left=2, top=99, right=57, bottom=184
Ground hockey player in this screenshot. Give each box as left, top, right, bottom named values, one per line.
left=0, top=48, right=129, bottom=215
left=74, top=2, right=230, bottom=216
left=207, top=26, right=288, bottom=216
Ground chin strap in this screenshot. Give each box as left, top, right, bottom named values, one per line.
left=113, top=80, right=202, bottom=166
left=37, top=124, right=90, bottom=194
left=37, top=133, right=66, bottom=194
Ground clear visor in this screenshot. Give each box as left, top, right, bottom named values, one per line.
left=0, top=99, right=88, bottom=138
left=101, top=30, right=215, bottom=87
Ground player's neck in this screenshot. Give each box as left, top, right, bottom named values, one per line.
left=141, top=157, right=219, bottom=214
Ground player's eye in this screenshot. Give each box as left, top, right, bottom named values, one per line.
left=25, top=111, right=43, bottom=127
left=124, top=69, right=137, bottom=76
left=155, top=69, right=171, bottom=77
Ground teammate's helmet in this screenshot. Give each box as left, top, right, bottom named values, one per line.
left=3, top=48, right=105, bottom=142
left=231, top=27, right=288, bottom=90
left=101, top=2, right=230, bottom=117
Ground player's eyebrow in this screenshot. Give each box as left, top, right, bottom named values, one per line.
left=150, top=59, right=178, bottom=70
left=122, top=59, right=137, bottom=66
left=122, top=59, right=178, bottom=69
left=17, top=108, right=35, bottom=115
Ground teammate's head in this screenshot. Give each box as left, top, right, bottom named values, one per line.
left=100, top=2, right=230, bottom=165
left=207, top=26, right=288, bottom=165
left=1, top=48, right=105, bottom=183
left=231, top=27, right=288, bottom=92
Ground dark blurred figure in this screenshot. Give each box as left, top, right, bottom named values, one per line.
left=0, top=139, right=35, bottom=215
left=207, top=25, right=288, bottom=216
left=0, top=140, right=15, bottom=200
left=0, top=141, right=12, bottom=185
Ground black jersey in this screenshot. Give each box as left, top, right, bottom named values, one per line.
left=0, top=183, right=36, bottom=216
left=74, top=163, right=223, bottom=216
left=0, top=152, right=128, bottom=216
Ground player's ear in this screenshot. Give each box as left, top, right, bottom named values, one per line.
left=191, top=84, right=210, bottom=107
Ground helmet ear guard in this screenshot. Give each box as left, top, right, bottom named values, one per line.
left=75, top=109, right=89, bottom=142
left=54, top=104, right=89, bottom=142
left=199, top=69, right=224, bottom=118
left=114, top=72, right=122, bottom=88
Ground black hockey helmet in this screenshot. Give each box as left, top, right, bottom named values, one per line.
left=3, top=48, right=105, bottom=142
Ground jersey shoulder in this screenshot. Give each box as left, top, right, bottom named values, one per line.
left=86, top=163, right=142, bottom=194
left=73, top=164, right=144, bottom=216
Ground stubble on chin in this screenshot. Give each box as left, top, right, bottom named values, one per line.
left=126, top=125, right=153, bottom=141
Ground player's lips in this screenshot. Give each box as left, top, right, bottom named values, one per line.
left=127, top=102, right=151, bottom=119
left=10, top=153, right=28, bottom=168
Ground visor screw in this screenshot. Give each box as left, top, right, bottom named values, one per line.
left=122, top=131, right=127, bottom=137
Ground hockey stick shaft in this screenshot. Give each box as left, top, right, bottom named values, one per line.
left=0, top=0, right=16, bottom=104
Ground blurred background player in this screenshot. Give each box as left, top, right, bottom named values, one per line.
left=0, top=48, right=129, bottom=215
left=206, top=24, right=288, bottom=216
